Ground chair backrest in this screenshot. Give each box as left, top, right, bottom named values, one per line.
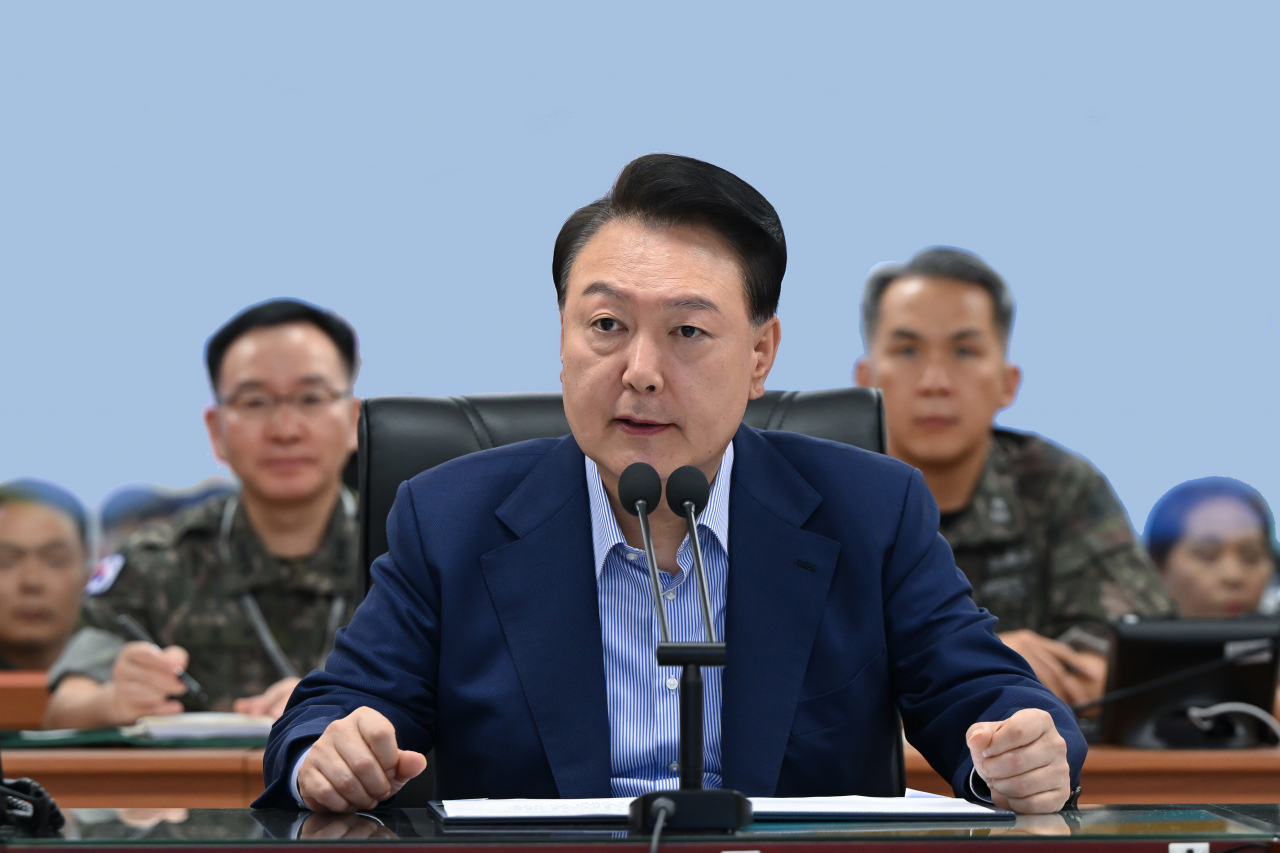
left=356, top=387, right=884, bottom=583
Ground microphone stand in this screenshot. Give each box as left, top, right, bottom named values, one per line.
left=628, top=493, right=752, bottom=833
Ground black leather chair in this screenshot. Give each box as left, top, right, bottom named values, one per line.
left=352, top=386, right=901, bottom=800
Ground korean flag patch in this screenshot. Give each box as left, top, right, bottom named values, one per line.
left=86, top=553, right=125, bottom=596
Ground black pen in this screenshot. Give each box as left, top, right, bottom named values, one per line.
left=115, top=614, right=209, bottom=706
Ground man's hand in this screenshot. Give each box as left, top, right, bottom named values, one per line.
left=297, top=707, right=427, bottom=813
left=234, top=677, right=301, bottom=719
left=102, top=642, right=190, bottom=725
left=999, top=630, right=1105, bottom=708
left=967, top=708, right=1071, bottom=814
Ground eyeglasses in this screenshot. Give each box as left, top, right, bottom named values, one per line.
left=219, top=387, right=352, bottom=421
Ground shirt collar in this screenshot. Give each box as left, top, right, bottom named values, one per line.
left=585, top=442, right=734, bottom=579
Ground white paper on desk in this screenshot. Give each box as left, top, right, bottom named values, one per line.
left=439, top=791, right=1006, bottom=823
left=440, top=798, right=632, bottom=821
left=749, top=793, right=1005, bottom=819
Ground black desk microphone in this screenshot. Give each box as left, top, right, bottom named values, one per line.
left=617, top=463, right=752, bottom=837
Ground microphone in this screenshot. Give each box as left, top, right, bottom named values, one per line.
left=665, top=466, right=716, bottom=644
left=618, top=462, right=669, bottom=643
left=619, top=462, right=751, bottom=834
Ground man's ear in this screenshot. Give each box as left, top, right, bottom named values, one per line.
left=998, top=362, right=1023, bottom=410
left=558, top=309, right=566, bottom=385
left=345, top=396, right=361, bottom=454
left=747, top=316, right=782, bottom=399
left=854, top=357, right=875, bottom=388
left=203, top=405, right=229, bottom=464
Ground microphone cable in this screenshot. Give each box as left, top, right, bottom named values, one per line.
left=1187, top=702, right=1280, bottom=741
left=648, top=797, right=676, bottom=853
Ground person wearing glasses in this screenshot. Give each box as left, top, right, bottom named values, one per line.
left=43, top=300, right=361, bottom=728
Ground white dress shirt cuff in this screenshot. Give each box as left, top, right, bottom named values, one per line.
left=967, top=767, right=994, bottom=803
left=291, top=745, right=315, bottom=808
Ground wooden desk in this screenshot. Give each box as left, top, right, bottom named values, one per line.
left=0, top=671, right=49, bottom=730
left=2, top=749, right=266, bottom=808
left=906, top=742, right=1280, bottom=803
left=8, top=744, right=1280, bottom=808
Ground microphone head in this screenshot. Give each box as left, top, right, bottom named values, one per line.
left=618, top=462, right=662, bottom=516
left=666, top=465, right=710, bottom=517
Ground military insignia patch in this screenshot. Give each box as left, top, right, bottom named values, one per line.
left=86, top=553, right=125, bottom=595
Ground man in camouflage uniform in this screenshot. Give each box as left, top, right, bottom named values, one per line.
left=856, top=247, right=1173, bottom=708
left=45, top=299, right=362, bottom=726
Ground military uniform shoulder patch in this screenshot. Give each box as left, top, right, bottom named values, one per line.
left=86, top=553, right=126, bottom=595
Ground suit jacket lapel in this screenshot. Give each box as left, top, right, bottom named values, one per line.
left=479, top=435, right=612, bottom=798
left=721, top=426, right=842, bottom=795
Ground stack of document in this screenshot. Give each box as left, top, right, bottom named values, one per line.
left=433, top=791, right=1011, bottom=824
left=123, top=712, right=274, bottom=740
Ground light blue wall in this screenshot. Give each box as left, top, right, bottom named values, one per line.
left=2, top=1, right=1277, bottom=532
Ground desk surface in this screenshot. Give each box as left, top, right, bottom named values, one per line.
left=8, top=743, right=1280, bottom=810
left=6, top=805, right=1280, bottom=850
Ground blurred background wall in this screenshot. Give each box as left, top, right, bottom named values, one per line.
left=2, top=0, right=1277, bottom=526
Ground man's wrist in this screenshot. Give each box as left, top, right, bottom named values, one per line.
left=291, top=744, right=316, bottom=809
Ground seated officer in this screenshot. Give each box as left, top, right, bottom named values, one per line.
left=0, top=478, right=90, bottom=670
left=259, top=155, right=1084, bottom=815
left=44, top=299, right=361, bottom=726
left=1145, top=477, right=1277, bottom=618
left=856, top=247, right=1173, bottom=708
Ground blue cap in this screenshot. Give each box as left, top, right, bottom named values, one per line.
left=1144, top=477, right=1277, bottom=564
left=0, top=476, right=90, bottom=549
left=99, top=483, right=173, bottom=532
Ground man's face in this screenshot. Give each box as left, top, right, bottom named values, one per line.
left=0, top=502, right=86, bottom=654
left=204, top=322, right=359, bottom=505
left=560, top=218, right=781, bottom=498
left=856, top=276, right=1020, bottom=468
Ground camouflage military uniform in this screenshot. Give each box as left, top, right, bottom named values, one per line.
left=47, top=489, right=359, bottom=711
left=940, top=428, right=1174, bottom=639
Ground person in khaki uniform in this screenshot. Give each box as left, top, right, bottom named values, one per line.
left=856, top=247, right=1173, bottom=708
left=44, top=299, right=362, bottom=726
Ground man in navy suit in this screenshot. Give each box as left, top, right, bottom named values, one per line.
left=258, top=154, right=1085, bottom=814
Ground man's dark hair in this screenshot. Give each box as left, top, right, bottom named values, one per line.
left=860, top=247, right=1016, bottom=348
left=551, top=154, right=786, bottom=326
left=205, top=299, right=359, bottom=393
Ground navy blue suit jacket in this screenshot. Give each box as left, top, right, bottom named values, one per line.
left=257, top=425, right=1085, bottom=806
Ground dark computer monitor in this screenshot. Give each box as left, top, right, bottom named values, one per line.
left=1100, top=617, right=1280, bottom=748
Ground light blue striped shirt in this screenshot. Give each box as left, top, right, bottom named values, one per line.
left=586, top=444, right=732, bottom=797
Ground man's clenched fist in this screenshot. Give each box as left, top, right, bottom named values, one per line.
left=966, top=708, right=1072, bottom=814
left=297, top=707, right=427, bottom=812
